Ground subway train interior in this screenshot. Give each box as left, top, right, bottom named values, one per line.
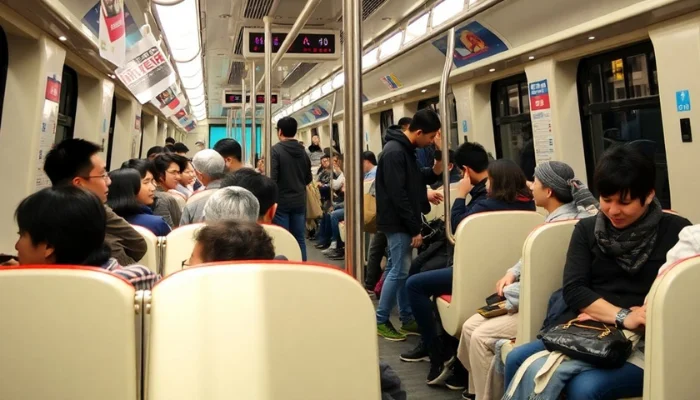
left=1, top=0, right=700, bottom=398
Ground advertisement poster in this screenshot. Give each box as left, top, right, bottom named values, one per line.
left=115, top=32, right=176, bottom=104
left=150, top=84, right=188, bottom=118
left=36, top=75, right=62, bottom=189
left=98, top=0, right=126, bottom=66
left=82, top=1, right=141, bottom=50
left=100, top=80, right=115, bottom=151
left=432, top=21, right=508, bottom=68
left=184, top=121, right=197, bottom=132
left=529, top=79, right=555, bottom=164
left=380, top=73, right=403, bottom=90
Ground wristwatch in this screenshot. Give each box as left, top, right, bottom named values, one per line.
left=615, top=308, right=631, bottom=329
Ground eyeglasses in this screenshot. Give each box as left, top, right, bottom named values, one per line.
left=83, top=173, right=110, bottom=182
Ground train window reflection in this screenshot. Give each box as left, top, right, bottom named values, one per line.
left=55, top=66, right=78, bottom=144
left=490, top=74, right=535, bottom=180
left=578, top=41, right=670, bottom=208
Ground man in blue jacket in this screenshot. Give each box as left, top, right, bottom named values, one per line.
left=375, top=109, right=444, bottom=341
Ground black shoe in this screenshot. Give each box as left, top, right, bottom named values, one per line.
left=461, top=390, right=475, bottom=400
left=400, top=341, right=429, bottom=362
left=445, top=372, right=466, bottom=390
left=315, top=243, right=330, bottom=250
left=445, top=360, right=468, bottom=390
left=426, top=356, right=454, bottom=386
left=327, top=248, right=345, bottom=259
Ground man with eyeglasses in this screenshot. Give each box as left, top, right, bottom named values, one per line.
left=43, top=139, right=147, bottom=266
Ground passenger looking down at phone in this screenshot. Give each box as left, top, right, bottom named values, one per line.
left=402, top=159, right=536, bottom=389
left=43, top=139, right=146, bottom=266
left=455, top=161, right=598, bottom=400
left=503, top=145, right=691, bottom=400
left=375, top=109, right=444, bottom=342
left=203, top=186, right=260, bottom=223
left=13, top=186, right=160, bottom=290
left=183, top=220, right=277, bottom=266
left=429, top=149, right=462, bottom=190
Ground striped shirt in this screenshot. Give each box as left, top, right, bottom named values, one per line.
left=101, top=258, right=161, bottom=290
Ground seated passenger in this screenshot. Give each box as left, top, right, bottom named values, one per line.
left=213, top=138, right=244, bottom=173
left=430, top=149, right=462, bottom=190
left=152, top=153, right=188, bottom=213
left=307, top=134, right=324, bottom=167
left=185, top=220, right=276, bottom=265
left=180, top=149, right=226, bottom=225
left=122, top=159, right=177, bottom=227
left=147, top=146, right=164, bottom=160
left=107, top=168, right=171, bottom=236
left=14, top=186, right=160, bottom=290
left=43, top=139, right=146, bottom=265
left=175, top=160, right=197, bottom=199
left=403, top=158, right=535, bottom=388
left=363, top=150, right=378, bottom=180
left=503, top=145, right=691, bottom=400
left=173, top=142, right=189, bottom=156
left=220, top=168, right=279, bottom=223
left=655, top=223, right=700, bottom=278
left=456, top=161, right=598, bottom=400
left=203, top=186, right=260, bottom=223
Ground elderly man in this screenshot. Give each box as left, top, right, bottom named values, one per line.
left=180, top=149, right=226, bottom=224
left=203, top=186, right=260, bottom=223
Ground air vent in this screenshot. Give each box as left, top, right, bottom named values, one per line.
left=282, top=63, right=318, bottom=88
left=244, top=0, right=274, bottom=19
left=234, top=27, right=245, bottom=55
left=227, top=61, right=246, bottom=85
left=362, top=0, right=389, bottom=20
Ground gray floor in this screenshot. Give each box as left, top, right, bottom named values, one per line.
left=306, top=241, right=462, bottom=400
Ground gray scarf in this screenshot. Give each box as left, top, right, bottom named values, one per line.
left=594, top=199, right=662, bottom=275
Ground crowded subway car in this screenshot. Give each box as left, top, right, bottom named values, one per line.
left=0, top=0, right=700, bottom=398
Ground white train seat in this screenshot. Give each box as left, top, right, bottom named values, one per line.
left=131, top=224, right=160, bottom=273
left=262, top=223, right=303, bottom=261
left=438, top=211, right=544, bottom=337
left=145, top=262, right=381, bottom=400
left=161, top=223, right=204, bottom=277
left=644, top=255, right=700, bottom=400
left=0, top=266, right=140, bottom=400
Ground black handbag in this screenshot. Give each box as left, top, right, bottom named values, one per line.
left=541, top=318, right=633, bottom=369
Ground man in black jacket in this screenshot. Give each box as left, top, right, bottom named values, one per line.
left=271, top=117, right=313, bottom=261
left=375, top=109, right=444, bottom=341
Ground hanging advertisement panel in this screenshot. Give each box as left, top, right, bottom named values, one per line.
left=150, top=84, right=189, bottom=118
left=115, top=32, right=176, bottom=104
left=98, top=0, right=126, bottom=66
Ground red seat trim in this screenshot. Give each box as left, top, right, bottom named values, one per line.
left=439, top=294, right=452, bottom=303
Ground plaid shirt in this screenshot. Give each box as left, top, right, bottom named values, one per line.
left=101, top=258, right=161, bottom=290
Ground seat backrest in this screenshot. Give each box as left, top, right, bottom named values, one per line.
left=145, top=262, right=381, bottom=400
left=162, top=223, right=204, bottom=276
left=131, top=224, right=160, bottom=273
left=644, top=255, right=700, bottom=400
left=0, top=266, right=139, bottom=400
left=262, top=224, right=303, bottom=261
left=516, top=220, right=578, bottom=345
left=446, top=211, right=544, bottom=336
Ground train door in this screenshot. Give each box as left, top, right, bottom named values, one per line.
left=332, top=122, right=340, bottom=153
left=106, top=96, right=116, bottom=169
left=379, top=109, right=393, bottom=147
left=491, top=74, right=534, bottom=179
left=577, top=41, right=670, bottom=208
left=55, top=66, right=78, bottom=144
left=0, top=27, right=7, bottom=130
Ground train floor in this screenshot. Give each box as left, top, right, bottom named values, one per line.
left=306, top=240, right=462, bottom=400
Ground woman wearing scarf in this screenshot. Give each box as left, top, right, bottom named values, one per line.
left=502, top=145, right=691, bottom=400
left=456, top=161, right=598, bottom=400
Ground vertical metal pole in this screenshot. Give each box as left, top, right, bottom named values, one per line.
left=343, top=0, right=363, bottom=281
left=250, top=62, right=257, bottom=165
left=263, top=16, right=273, bottom=177
left=225, top=108, right=232, bottom=139
left=328, top=92, right=337, bottom=201
left=440, top=28, right=456, bottom=245
left=241, top=76, right=247, bottom=165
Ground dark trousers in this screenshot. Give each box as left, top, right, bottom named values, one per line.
left=406, top=267, right=453, bottom=356
left=365, top=231, right=387, bottom=289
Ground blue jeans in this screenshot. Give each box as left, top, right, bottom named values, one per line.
left=330, top=208, right=345, bottom=244
left=273, top=205, right=307, bottom=261
left=406, top=267, right=453, bottom=352
left=504, top=339, right=643, bottom=400
left=376, top=232, right=413, bottom=325
left=316, top=213, right=332, bottom=246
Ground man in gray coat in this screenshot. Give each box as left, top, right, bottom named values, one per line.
left=180, top=149, right=226, bottom=225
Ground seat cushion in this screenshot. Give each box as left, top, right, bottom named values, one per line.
left=439, top=294, right=451, bottom=303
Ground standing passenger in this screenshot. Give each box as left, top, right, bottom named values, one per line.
left=271, top=117, right=313, bottom=261
left=214, top=138, right=245, bottom=173
left=375, top=109, right=443, bottom=341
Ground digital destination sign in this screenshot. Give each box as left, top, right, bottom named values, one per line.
left=223, top=93, right=278, bottom=105
left=242, top=28, right=340, bottom=60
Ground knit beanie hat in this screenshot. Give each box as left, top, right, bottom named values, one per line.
left=534, top=161, right=599, bottom=213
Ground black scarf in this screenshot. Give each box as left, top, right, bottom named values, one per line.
left=594, top=198, right=663, bottom=275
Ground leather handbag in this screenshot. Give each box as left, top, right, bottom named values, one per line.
left=541, top=318, right=633, bottom=369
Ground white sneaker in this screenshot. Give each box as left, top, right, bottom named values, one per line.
left=322, top=242, right=337, bottom=254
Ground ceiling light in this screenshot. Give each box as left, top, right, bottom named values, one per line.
left=58, top=35, right=67, bottom=42
left=421, top=89, right=427, bottom=93
left=489, top=68, right=496, bottom=72
left=588, top=36, right=595, bottom=40
left=528, top=56, right=535, bottom=60
left=155, top=0, right=201, bottom=62
left=109, top=74, right=116, bottom=79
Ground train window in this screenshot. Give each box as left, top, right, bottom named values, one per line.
left=311, top=127, right=318, bottom=137
left=55, top=66, right=78, bottom=144
left=577, top=41, right=670, bottom=208
left=0, top=27, right=7, bottom=130
left=106, top=96, right=116, bottom=169
left=490, top=74, right=535, bottom=180
left=332, top=123, right=340, bottom=153
left=417, top=96, right=439, bottom=111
